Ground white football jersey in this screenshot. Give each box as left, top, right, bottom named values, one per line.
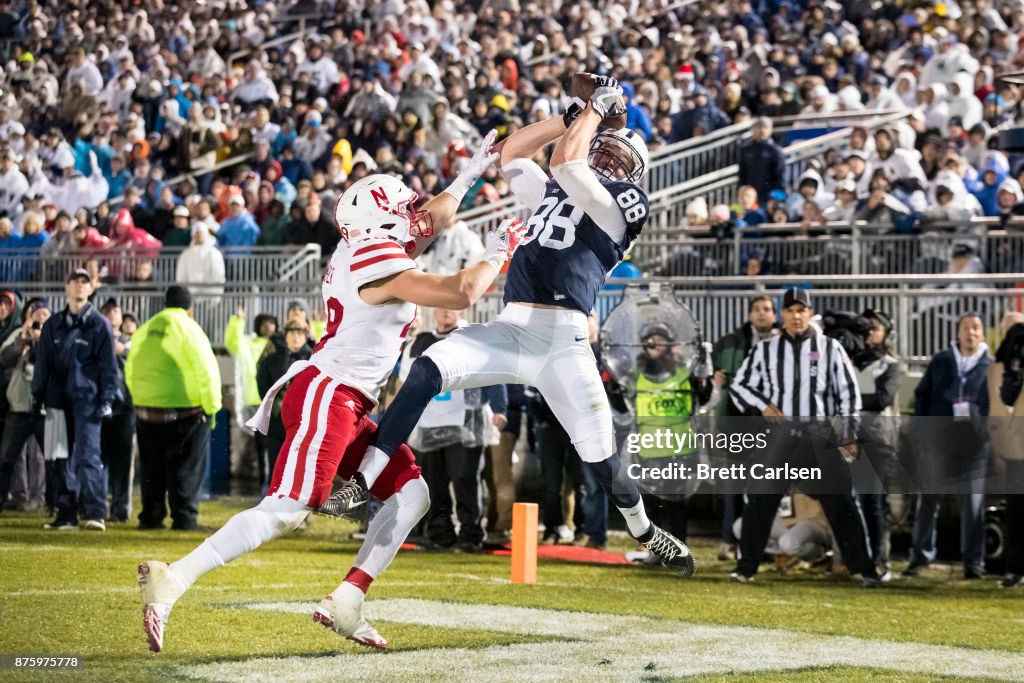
left=310, top=237, right=418, bottom=404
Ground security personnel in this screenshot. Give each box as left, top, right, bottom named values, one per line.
left=729, top=288, right=880, bottom=586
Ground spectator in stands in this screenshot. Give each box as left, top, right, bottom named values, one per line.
left=226, top=308, right=277, bottom=487
left=126, top=285, right=221, bottom=531
left=906, top=313, right=991, bottom=579
left=739, top=118, right=786, bottom=207
left=255, top=321, right=311, bottom=484
left=416, top=218, right=485, bottom=275
left=284, top=198, right=336, bottom=255
left=176, top=223, right=226, bottom=304
left=988, top=313, right=1024, bottom=588
left=162, top=206, right=193, bottom=247
left=217, top=194, right=260, bottom=250
left=0, top=299, right=49, bottom=513
left=33, top=269, right=117, bottom=531
left=257, top=200, right=289, bottom=246
left=99, top=299, right=134, bottom=524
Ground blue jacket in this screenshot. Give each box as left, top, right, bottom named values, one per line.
left=217, top=212, right=261, bottom=250
left=914, top=346, right=991, bottom=418
left=32, top=302, right=118, bottom=417
left=621, top=83, right=653, bottom=142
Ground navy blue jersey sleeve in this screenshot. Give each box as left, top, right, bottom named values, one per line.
left=603, top=180, right=650, bottom=248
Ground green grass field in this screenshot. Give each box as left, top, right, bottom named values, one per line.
left=2, top=498, right=1022, bottom=682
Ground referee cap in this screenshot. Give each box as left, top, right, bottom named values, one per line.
left=783, top=288, right=812, bottom=309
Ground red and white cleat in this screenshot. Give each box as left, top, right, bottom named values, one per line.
left=313, top=583, right=389, bottom=650
left=137, top=561, right=186, bottom=653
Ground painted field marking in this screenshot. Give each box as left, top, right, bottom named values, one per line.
left=183, top=599, right=1024, bottom=682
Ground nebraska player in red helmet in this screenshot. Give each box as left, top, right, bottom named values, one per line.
left=138, top=131, right=526, bottom=653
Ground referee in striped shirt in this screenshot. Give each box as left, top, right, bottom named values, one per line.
left=729, top=288, right=881, bottom=586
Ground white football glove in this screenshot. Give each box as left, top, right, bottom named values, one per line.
left=445, top=129, right=499, bottom=204
left=590, top=84, right=623, bottom=118
left=482, top=217, right=527, bottom=271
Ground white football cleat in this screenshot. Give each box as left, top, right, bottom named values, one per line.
left=137, top=561, right=187, bottom=653
left=312, top=582, right=388, bottom=650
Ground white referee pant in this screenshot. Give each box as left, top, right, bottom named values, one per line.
left=423, top=303, right=613, bottom=463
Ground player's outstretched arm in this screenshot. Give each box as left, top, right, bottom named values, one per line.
left=548, top=82, right=630, bottom=241
left=404, top=130, right=500, bottom=259
left=496, top=116, right=567, bottom=168
left=361, top=219, right=527, bottom=309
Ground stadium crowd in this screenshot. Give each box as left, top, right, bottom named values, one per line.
left=0, top=0, right=1023, bottom=588
left=2, top=0, right=1024, bottom=266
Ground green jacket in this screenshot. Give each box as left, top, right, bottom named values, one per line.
left=125, top=307, right=222, bottom=416
left=225, top=315, right=269, bottom=407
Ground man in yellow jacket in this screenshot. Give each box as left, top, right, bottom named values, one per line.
left=126, top=286, right=222, bottom=531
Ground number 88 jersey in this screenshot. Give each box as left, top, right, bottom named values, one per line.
left=503, top=178, right=649, bottom=314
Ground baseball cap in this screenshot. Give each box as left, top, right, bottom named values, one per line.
left=173, top=205, right=190, bottom=218
left=229, top=194, right=246, bottom=206
left=783, top=288, right=812, bottom=309
left=66, top=268, right=91, bottom=283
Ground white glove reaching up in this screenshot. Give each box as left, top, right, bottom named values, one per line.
left=590, top=82, right=623, bottom=118
left=482, top=217, right=528, bottom=271
left=445, top=128, right=499, bottom=204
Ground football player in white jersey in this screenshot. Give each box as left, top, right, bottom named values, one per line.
left=137, top=131, right=527, bottom=653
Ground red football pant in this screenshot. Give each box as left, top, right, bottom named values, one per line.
left=267, top=367, right=420, bottom=508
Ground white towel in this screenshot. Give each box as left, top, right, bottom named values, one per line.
left=44, top=408, right=69, bottom=461
left=245, top=360, right=313, bottom=435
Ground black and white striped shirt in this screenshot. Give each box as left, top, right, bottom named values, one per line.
left=730, top=329, right=862, bottom=418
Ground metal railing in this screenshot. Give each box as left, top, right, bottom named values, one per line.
left=632, top=221, right=1024, bottom=277
left=9, top=276, right=1020, bottom=366
left=642, top=109, right=915, bottom=241
left=0, top=244, right=322, bottom=286
left=228, top=13, right=337, bottom=66
left=457, top=109, right=910, bottom=240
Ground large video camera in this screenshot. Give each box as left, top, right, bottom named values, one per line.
left=822, top=310, right=873, bottom=359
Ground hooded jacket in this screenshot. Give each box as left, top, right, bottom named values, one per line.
left=32, top=301, right=118, bottom=417
left=125, top=307, right=221, bottom=416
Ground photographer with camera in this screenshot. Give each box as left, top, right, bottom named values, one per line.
left=987, top=313, right=1024, bottom=588
left=0, top=300, right=50, bottom=512
left=851, top=310, right=901, bottom=581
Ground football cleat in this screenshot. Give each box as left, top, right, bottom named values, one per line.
left=639, top=524, right=696, bottom=578
left=729, top=571, right=755, bottom=583
left=313, top=583, right=388, bottom=650
left=138, top=561, right=187, bottom=653
left=317, top=475, right=370, bottom=521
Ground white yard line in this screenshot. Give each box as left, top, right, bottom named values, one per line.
left=183, top=599, right=1024, bottom=682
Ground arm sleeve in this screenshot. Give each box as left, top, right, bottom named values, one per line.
left=31, top=321, right=51, bottom=402
left=0, top=334, right=23, bottom=369
left=184, top=319, right=223, bottom=416
left=914, top=359, right=935, bottom=416
left=550, top=159, right=627, bottom=242
left=502, top=158, right=548, bottom=213
left=349, top=239, right=418, bottom=288
left=862, top=361, right=899, bottom=412
left=831, top=341, right=862, bottom=417
left=483, top=384, right=508, bottom=414
left=730, top=343, right=771, bottom=413
left=97, top=321, right=118, bottom=407
left=224, top=315, right=245, bottom=356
